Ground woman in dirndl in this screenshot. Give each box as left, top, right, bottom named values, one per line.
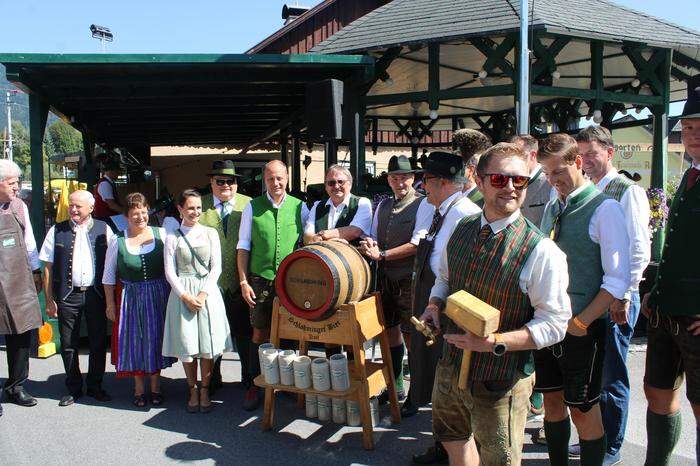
left=103, top=192, right=175, bottom=408
left=162, top=189, right=232, bottom=413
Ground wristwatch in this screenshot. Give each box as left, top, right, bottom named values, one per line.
left=379, top=250, right=387, bottom=261
left=492, top=333, right=507, bottom=357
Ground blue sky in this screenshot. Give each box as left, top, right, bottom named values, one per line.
left=0, top=0, right=698, bottom=54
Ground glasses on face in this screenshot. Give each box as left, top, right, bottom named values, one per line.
left=326, top=179, right=347, bottom=187
left=482, top=173, right=530, bottom=189
left=215, top=178, right=236, bottom=187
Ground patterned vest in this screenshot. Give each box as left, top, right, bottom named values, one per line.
left=93, top=177, right=121, bottom=220
left=445, top=214, right=544, bottom=381
left=653, top=168, right=700, bottom=315
left=199, top=192, right=251, bottom=292
left=375, top=189, right=423, bottom=281
left=250, top=194, right=304, bottom=281
left=541, top=184, right=608, bottom=316
left=52, top=219, right=109, bottom=300
left=602, top=174, right=634, bottom=202
left=116, top=227, right=165, bottom=282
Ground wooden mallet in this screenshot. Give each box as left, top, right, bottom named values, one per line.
left=444, top=290, right=501, bottom=389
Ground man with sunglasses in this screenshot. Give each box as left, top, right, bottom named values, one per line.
left=535, top=134, right=630, bottom=466
left=642, top=76, right=700, bottom=466
left=575, top=125, right=650, bottom=466
left=359, top=155, right=424, bottom=406
left=453, top=128, right=492, bottom=208
left=420, top=143, right=570, bottom=466
left=303, top=164, right=372, bottom=245
left=408, top=151, right=481, bottom=465
left=199, top=160, right=253, bottom=403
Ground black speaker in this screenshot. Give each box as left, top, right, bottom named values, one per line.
left=306, top=79, right=343, bottom=140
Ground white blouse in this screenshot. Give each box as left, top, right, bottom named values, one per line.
left=102, top=227, right=166, bottom=286
left=163, top=223, right=222, bottom=298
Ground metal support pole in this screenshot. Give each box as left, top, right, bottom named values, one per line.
left=5, top=91, right=13, bottom=161
left=650, top=49, right=672, bottom=261
left=28, top=94, right=49, bottom=244
left=517, top=0, right=530, bottom=134
left=349, top=110, right=366, bottom=192
left=291, top=134, right=302, bottom=193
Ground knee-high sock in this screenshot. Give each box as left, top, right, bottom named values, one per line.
left=389, top=344, right=405, bottom=392
left=236, top=336, right=252, bottom=387
left=249, top=342, right=261, bottom=380
left=544, top=417, right=571, bottom=466
left=580, top=436, right=606, bottom=466
left=645, top=410, right=681, bottom=466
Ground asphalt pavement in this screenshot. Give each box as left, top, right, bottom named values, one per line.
left=0, top=339, right=695, bottom=465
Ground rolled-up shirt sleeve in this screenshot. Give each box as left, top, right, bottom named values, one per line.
left=39, top=226, right=57, bottom=264
left=236, top=203, right=253, bottom=251
left=411, top=198, right=434, bottom=246
left=370, top=204, right=381, bottom=241
left=300, top=202, right=310, bottom=226
left=522, top=238, right=572, bottom=348
left=102, top=234, right=119, bottom=286
left=621, top=185, right=651, bottom=291
left=428, top=245, right=450, bottom=304
left=349, top=197, right=373, bottom=236
left=20, top=202, right=40, bottom=270
left=304, top=201, right=320, bottom=235
left=164, top=233, right=187, bottom=298
left=590, top=199, right=631, bottom=300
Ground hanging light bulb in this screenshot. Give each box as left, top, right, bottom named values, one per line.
left=631, top=78, right=641, bottom=88
left=411, top=136, right=419, bottom=145
left=635, top=106, right=644, bottom=114
left=593, top=109, right=602, bottom=120
left=429, top=109, right=439, bottom=120
left=593, top=114, right=603, bottom=124
left=478, top=69, right=488, bottom=79
left=621, top=107, right=628, bottom=115
left=551, top=70, right=561, bottom=80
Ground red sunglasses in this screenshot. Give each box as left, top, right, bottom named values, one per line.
left=482, top=173, right=530, bottom=189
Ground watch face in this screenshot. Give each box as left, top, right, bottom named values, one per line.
left=494, top=343, right=507, bottom=356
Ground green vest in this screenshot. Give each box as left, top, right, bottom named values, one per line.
left=541, top=184, right=608, bottom=316
left=116, top=227, right=165, bottom=282
left=466, top=187, right=484, bottom=207
left=602, top=174, right=634, bottom=202
left=199, top=192, right=251, bottom=292
left=652, top=168, right=700, bottom=315
left=250, top=194, right=304, bottom=281
left=445, top=214, right=543, bottom=381
left=314, top=194, right=360, bottom=232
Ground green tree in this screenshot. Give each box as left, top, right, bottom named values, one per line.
left=44, top=120, right=82, bottom=156
left=9, top=120, right=31, bottom=176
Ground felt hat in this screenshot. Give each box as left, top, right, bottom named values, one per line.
left=206, top=160, right=241, bottom=177
left=420, top=151, right=465, bottom=181
left=680, top=74, right=700, bottom=120
left=387, top=155, right=416, bottom=174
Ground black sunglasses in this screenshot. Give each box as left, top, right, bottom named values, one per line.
left=482, top=173, right=530, bottom=189
left=326, top=179, right=347, bottom=187
left=215, top=178, right=236, bottom=186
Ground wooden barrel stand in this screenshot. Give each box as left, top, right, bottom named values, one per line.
left=254, top=293, right=401, bottom=450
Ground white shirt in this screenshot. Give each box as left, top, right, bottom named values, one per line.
left=237, top=192, right=309, bottom=251
left=417, top=191, right=481, bottom=276
left=596, top=170, right=651, bottom=291
left=2, top=201, right=40, bottom=270
left=39, top=218, right=116, bottom=287
left=164, top=223, right=222, bottom=298
left=409, top=197, right=435, bottom=246
left=102, top=227, right=166, bottom=286
left=430, top=210, right=572, bottom=349
left=96, top=176, right=116, bottom=201
left=213, top=194, right=237, bottom=219
left=303, top=195, right=373, bottom=236
left=553, top=182, right=631, bottom=300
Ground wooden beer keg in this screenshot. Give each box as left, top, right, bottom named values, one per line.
left=275, top=240, right=371, bottom=321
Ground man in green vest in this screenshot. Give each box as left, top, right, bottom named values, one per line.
left=421, top=142, right=571, bottom=465
left=199, top=160, right=252, bottom=395
left=453, top=128, right=492, bottom=207
left=575, top=125, right=650, bottom=465
left=359, top=155, right=423, bottom=403
left=642, top=75, right=700, bottom=466
left=303, top=164, right=372, bottom=245
left=536, top=134, right=631, bottom=466
left=237, top=160, right=307, bottom=410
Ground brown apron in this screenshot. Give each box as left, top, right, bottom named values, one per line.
left=407, top=197, right=460, bottom=406
left=0, top=209, right=42, bottom=335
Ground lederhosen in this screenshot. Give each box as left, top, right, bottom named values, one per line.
left=407, top=197, right=461, bottom=406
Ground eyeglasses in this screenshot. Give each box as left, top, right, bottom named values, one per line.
left=214, top=179, right=236, bottom=186
left=482, top=173, right=530, bottom=189
left=326, top=179, right=347, bottom=187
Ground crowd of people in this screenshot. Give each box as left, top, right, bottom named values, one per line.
left=0, top=83, right=699, bottom=466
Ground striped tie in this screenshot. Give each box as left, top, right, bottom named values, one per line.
left=428, top=210, right=442, bottom=236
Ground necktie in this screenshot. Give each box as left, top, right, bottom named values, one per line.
left=686, top=167, right=700, bottom=192
left=478, top=224, right=492, bottom=242
left=221, top=203, right=232, bottom=235
left=428, top=210, right=443, bottom=236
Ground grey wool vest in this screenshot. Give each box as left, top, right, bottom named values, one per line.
left=375, top=188, right=423, bottom=280
left=541, top=184, right=609, bottom=316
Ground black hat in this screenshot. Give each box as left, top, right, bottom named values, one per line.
left=420, top=151, right=465, bottom=181
left=387, top=155, right=415, bottom=174
left=680, top=74, right=700, bottom=120
left=207, top=160, right=241, bottom=177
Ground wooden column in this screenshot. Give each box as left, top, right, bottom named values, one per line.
left=291, top=134, right=302, bottom=193
left=28, top=94, right=48, bottom=244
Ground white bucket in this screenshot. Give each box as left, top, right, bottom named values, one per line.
left=293, top=356, right=312, bottom=389
left=317, top=396, right=331, bottom=421
left=261, top=348, right=280, bottom=385
left=258, top=343, right=275, bottom=372
left=278, top=350, right=296, bottom=386
left=332, top=397, right=346, bottom=424
left=305, top=394, right=318, bottom=419
left=329, top=353, right=350, bottom=392
left=346, top=400, right=361, bottom=427
left=311, top=358, right=331, bottom=392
